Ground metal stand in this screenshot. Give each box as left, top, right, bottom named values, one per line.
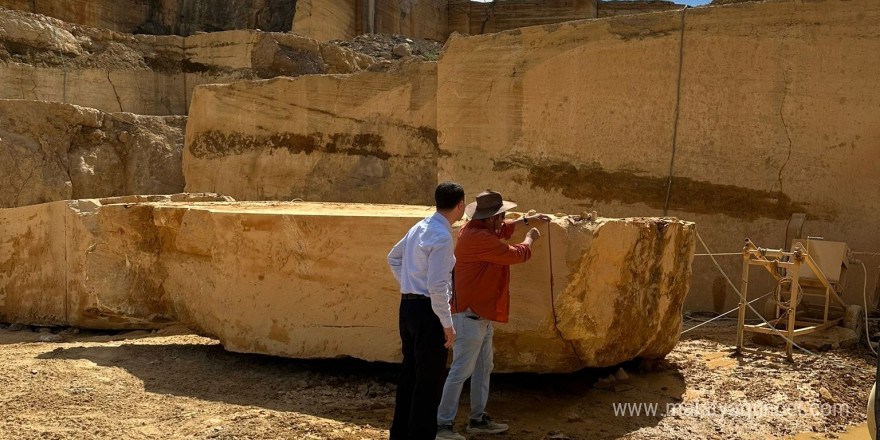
left=736, top=238, right=847, bottom=361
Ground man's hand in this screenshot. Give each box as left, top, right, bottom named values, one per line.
left=526, top=227, right=541, bottom=242
left=443, top=326, right=456, bottom=348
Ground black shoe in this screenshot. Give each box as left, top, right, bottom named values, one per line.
left=466, top=414, right=509, bottom=434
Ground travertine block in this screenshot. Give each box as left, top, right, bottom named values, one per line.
left=0, top=199, right=693, bottom=372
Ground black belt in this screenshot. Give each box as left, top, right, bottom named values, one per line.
left=401, top=293, right=429, bottom=300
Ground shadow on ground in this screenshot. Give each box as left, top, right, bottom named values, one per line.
left=37, top=338, right=686, bottom=439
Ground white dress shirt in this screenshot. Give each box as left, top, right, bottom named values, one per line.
left=387, top=212, right=455, bottom=328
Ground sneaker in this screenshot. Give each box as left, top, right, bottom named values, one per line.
left=466, top=414, right=509, bottom=434
left=436, top=424, right=466, bottom=440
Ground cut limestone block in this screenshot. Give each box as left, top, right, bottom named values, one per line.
left=154, top=203, right=694, bottom=372
left=0, top=197, right=694, bottom=372
left=183, top=61, right=438, bottom=205
left=0, top=194, right=232, bottom=328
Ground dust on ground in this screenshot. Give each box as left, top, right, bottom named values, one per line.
left=0, top=320, right=873, bottom=440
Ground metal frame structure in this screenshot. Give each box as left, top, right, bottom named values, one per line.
left=736, top=238, right=847, bottom=361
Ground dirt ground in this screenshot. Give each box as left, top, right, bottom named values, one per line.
left=0, top=320, right=873, bottom=440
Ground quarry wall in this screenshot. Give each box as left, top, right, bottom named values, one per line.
left=1, top=0, right=683, bottom=43
left=2, top=0, right=877, bottom=323
left=448, top=0, right=597, bottom=36
left=180, top=0, right=880, bottom=312
left=183, top=61, right=438, bottom=205
left=437, top=0, right=880, bottom=312
left=0, top=9, right=376, bottom=116
left=0, top=0, right=296, bottom=35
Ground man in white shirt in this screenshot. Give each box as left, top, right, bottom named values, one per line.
left=387, top=182, right=465, bottom=440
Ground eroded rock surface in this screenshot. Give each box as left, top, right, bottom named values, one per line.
left=0, top=8, right=377, bottom=115
left=0, top=198, right=694, bottom=372
left=0, top=0, right=297, bottom=36
left=0, top=100, right=187, bottom=208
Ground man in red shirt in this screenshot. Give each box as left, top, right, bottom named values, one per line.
left=436, top=190, right=548, bottom=440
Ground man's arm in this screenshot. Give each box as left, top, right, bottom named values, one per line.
left=507, top=214, right=551, bottom=238
left=387, top=237, right=405, bottom=284
left=425, top=233, right=455, bottom=329
left=469, top=228, right=541, bottom=266
left=512, top=214, right=552, bottom=227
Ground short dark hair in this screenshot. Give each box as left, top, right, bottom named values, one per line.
left=435, top=182, right=464, bottom=210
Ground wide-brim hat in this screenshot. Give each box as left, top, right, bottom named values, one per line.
left=465, top=190, right=517, bottom=220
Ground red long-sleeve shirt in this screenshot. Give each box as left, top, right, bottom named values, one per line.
left=451, top=219, right=532, bottom=323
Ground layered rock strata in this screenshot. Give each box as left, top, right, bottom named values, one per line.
left=0, top=8, right=376, bottom=115
left=184, top=61, right=438, bottom=205
left=437, top=0, right=880, bottom=311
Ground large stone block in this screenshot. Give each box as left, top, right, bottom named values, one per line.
left=0, top=194, right=231, bottom=328
left=184, top=61, right=438, bottom=205
left=151, top=203, right=694, bottom=372
left=0, top=198, right=693, bottom=372
left=0, top=100, right=186, bottom=208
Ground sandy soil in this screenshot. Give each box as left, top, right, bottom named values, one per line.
left=0, top=321, right=873, bottom=440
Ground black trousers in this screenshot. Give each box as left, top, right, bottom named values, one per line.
left=390, top=297, right=449, bottom=440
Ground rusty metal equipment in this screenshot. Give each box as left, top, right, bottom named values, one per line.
left=736, top=237, right=851, bottom=361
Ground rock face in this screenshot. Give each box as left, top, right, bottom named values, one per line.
left=0, top=194, right=231, bottom=329
left=184, top=61, right=438, bottom=205
left=0, top=0, right=688, bottom=42
left=437, top=0, right=880, bottom=312
left=0, top=99, right=186, bottom=208
left=0, top=198, right=694, bottom=372
left=597, top=1, right=682, bottom=18
left=292, top=0, right=449, bottom=42
left=0, top=0, right=297, bottom=36
left=0, top=8, right=377, bottom=115
left=448, top=0, right=598, bottom=36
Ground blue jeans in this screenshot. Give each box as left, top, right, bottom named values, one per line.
left=437, top=311, right=494, bottom=426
